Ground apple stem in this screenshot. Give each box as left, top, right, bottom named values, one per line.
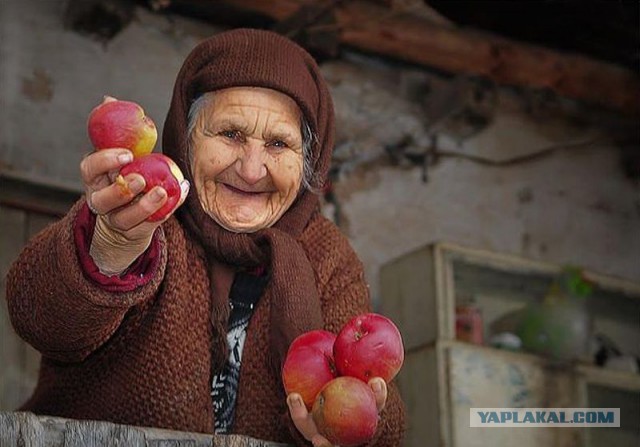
left=115, top=174, right=132, bottom=196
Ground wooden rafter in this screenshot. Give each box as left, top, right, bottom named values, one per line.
left=158, top=0, right=640, bottom=115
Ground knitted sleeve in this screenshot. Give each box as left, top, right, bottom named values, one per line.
left=5, top=199, right=167, bottom=363
left=288, top=214, right=407, bottom=446
left=75, top=201, right=163, bottom=292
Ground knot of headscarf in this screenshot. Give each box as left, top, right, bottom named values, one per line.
left=162, top=28, right=335, bottom=374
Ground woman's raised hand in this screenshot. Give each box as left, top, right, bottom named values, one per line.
left=80, top=148, right=189, bottom=275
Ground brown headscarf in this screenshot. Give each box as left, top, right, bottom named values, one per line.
left=162, top=29, right=335, bottom=374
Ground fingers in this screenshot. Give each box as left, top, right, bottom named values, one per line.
left=128, top=178, right=189, bottom=226
left=90, top=176, right=189, bottom=233
left=368, top=377, right=388, bottom=412
left=88, top=173, right=146, bottom=215
left=288, top=393, right=335, bottom=447
left=287, top=394, right=317, bottom=440
left=83, top=147, right=190, bottom=250
left=81, top=149, right=133, bottom=189
left=105, top=186, right=168, bottom=232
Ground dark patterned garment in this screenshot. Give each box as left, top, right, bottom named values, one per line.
left=212, top=270, right=268, bottom=434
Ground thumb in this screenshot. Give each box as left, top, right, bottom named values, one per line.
left=368, top=377, right=387, bottom=412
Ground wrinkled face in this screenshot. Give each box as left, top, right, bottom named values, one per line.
left=190, top=87, right=304, bottom=233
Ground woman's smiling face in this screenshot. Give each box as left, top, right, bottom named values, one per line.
left=189, top=87, right=304, bottom=233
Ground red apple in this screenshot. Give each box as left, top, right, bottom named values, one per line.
left=288, top=329, right=336, bottom=355
left=119, top=153, right=184, bottom=221
left=282, top=330, right=337, bottom=410
left=334, top=313, right=404, bottom=383
left=312, top=376, right=378, bottom=446
left=88, top=96, right=157, bottom=158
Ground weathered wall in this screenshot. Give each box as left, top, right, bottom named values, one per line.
left=1, top=0, right=638, bottom=312
left=0, top=0, right=217, bottom=191
left=319, top=59, right=640, bottom=304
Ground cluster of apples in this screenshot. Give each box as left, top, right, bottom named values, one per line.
left=87, top=96, right=184, bottom=221
left=282, top=313, right=404, bottom=446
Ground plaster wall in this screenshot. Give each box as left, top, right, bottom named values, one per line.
left=1, top=0, right=638, bottom=306
left=321, top=59, right=640, bottom=303
left=0, top=0, right=216, bottom=191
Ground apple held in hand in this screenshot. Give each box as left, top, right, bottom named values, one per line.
left=334, top=313, right=404, bottom=383
left=282, top=330, right=337, bottom=410
left=88, top=96, right=157, bottom=158
left=119, top=153, right=184, bottom=222
left=312, top=376, right=378, bottom=447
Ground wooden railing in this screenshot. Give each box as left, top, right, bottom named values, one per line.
left=0, top=412, right=291, bottom=446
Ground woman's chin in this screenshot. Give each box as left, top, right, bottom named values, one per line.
left=215, top=210, right=273, bottom=233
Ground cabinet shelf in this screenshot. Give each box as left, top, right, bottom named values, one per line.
left=441, top=340, right=640, bottom=392
left=381, top=242, right=640, bottom=447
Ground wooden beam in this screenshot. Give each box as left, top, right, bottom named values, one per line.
left=177, top=0, right=639, bottom=116
left=336, top=1, right=640, bottom=115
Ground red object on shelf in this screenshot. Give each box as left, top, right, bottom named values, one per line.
left=456, top=305, right=484, bottom=345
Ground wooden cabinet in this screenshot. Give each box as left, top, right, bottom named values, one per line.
left=380, top=242, right=640, bottom=447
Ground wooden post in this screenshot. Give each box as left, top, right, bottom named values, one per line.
left=0, top=412, right=292, bottom=447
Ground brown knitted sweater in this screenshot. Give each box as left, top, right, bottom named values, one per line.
left=6, top=200, right=406, bottom=445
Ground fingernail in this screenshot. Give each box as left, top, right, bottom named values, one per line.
left=128, top=176, right=144, bottom=192
left=151, top=188, right=165, bottom=202
left=118, top=153, right=133, bottom=164
left=372, top=379, right=383, bottom=393
left=288, top=395, right=302, bottom=408
left=180, top=179, right=190, bottom=195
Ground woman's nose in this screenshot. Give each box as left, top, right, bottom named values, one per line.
left=235, top=143, right=267, bottom=185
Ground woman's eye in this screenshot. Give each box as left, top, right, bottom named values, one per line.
left=268, top=140, right=288, bottom=149
left=219, top=129, right=243, bottom=141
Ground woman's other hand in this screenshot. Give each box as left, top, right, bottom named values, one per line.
left=287, top=377, right=388, bottom=447
left=81, top=148, right=189, bottom=275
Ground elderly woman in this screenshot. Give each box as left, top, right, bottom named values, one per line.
left=6, top=29, right=405, bottom=445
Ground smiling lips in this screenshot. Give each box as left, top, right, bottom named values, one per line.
left=220, top=182, right=273, bottom=196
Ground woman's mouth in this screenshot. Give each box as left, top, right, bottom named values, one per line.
left=221, top=183, right=268, bottom=197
